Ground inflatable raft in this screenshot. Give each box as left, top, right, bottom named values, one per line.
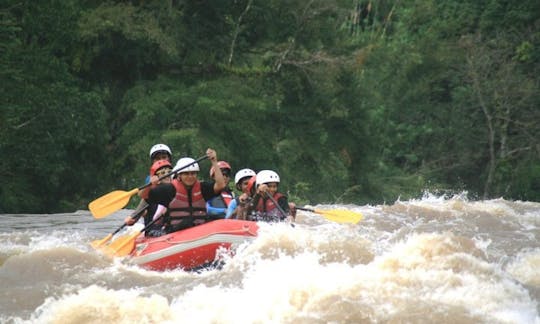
left=129, top=219, right=259, bottom=271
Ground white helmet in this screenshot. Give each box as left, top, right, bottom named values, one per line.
left=256, top=170, right=280, bottom=185
left=174, top=157, right=200, bottom=174
left=149, top=144, right=172, bottom=159
left=234, top=168, right=256, bottom=185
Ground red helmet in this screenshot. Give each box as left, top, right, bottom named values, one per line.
left=246, top=176, right=257, bottom=195
left=150, top=160, right=172, bottom=176
left=209, top=161, right=232, bottom=177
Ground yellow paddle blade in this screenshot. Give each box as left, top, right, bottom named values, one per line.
left=102, top=231, right=141, bottom=257
left=314, top=209, right=363, bottom=224
left=88, top=188, right=139, bottom=218
left=90, top=234, right=113, bottom=249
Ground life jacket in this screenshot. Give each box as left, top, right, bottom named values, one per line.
left=206, top=189, right=234, bottom=218
left=166, top=179, right=207, bottom=232
left=251, top=192, right=287, bottom=222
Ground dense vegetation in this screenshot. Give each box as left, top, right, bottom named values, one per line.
left=1, top=0, right=539, bottom=213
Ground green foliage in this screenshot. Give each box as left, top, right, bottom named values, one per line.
left=2, top=0, right=540, bottom=212
left=480, top=0, right=540, bottom=31
left=509, top=161, right=540, bottom=201
left=0, top=0, right=108, bottom=212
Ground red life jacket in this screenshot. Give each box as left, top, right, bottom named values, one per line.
left=253, top=192, right=286, bottom=222
left=167, top=179, right=207, bottom=231
left=221, top=190, right=234, bottom=206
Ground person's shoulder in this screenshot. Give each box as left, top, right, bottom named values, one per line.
left=150, top=183, right=176, bottom=197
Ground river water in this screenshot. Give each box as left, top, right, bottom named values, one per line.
left=1, top=193, right=539, bottom=323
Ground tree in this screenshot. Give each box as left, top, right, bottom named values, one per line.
left=459, top=33, right=540, bottom=198
left=0, top=0, right=109, bottom=212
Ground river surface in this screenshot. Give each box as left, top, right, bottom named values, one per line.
left=1, top=194, right=539, bottom=323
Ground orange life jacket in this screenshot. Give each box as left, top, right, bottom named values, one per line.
left=166, top=179, right=207, bottom=232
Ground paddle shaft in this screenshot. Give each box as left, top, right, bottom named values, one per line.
left=264, top=192, right=288, bottom=218
left=140, top=213, right=164, bottom=234
left=111, top=223, right=127, bottom=236
left=90, top=201, right=151, bottom=249
left=296, top=206, right=316, bottom=213
left=104, top=213, right=166, bottom=257
left=113, top=201, right=150, bottom=234
left=128, top=201, right=150, bottom=221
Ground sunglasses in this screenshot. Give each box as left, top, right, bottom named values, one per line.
left=155, top=168, right=172, bottom=177
left=221, top=169, right=231, bottom=177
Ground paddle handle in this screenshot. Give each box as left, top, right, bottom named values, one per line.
left=137, top=155, right=208, bottom=191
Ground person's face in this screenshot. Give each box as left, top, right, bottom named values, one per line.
left=152, top=152, right=170, bottom=163
left=179, top=171, right=198, bottom=186
left=221, top=168, right=231, bottom=182
left=155, top=167, right=172, bottom=183
left=239, top=178, right=250, bottom=193
left=267, top=182, right=278, bottom=195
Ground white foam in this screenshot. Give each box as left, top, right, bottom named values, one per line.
left=506, top=248, right=540, bottom=286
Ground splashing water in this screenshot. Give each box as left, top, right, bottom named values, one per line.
left=0, top=195, right=538, bottom=323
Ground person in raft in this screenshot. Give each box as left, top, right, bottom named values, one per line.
left=246, top=170, right=296, bottom=223
left=123, top=159, right=173, bottom=236
left=127, top=143, right=173, bottom=222
left=205, top=161, right=235, bottom=219
left=144, top=148, right=226, bottom=234
left=225, top=168, right=257, bottom=219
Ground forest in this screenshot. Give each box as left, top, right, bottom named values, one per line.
left=1, top=0, right=539, bottom=213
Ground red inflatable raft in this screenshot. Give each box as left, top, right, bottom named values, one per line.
left=129, top=219, right=259, bottom=271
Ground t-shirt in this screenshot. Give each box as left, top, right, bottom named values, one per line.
left=148, top=183, right=176, bottom=206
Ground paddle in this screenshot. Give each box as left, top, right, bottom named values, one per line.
left=102, top=214, right=164, bottom=257
left=264, top=191, right=289, bottom=219
left=89, top=155, right=208, bottom=218
left=296, top=206, right=363, bottom=224
left=91, top=224, right=127, bottom=250
left=90, top=201, right=149, bottom=249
